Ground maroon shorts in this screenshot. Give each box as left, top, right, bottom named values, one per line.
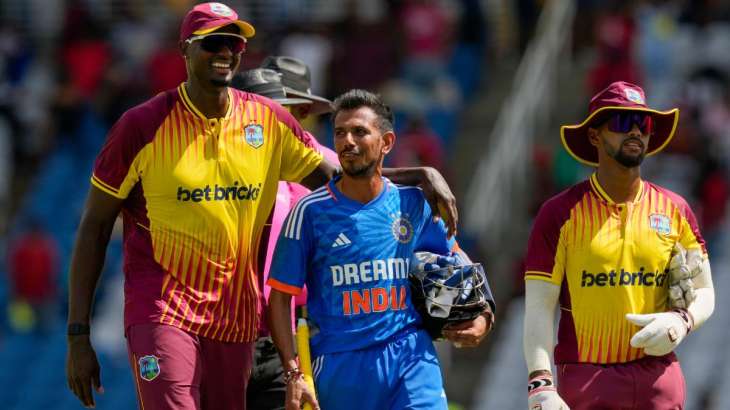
left=557, top=353, right=685, bottom=410
left=126, top=323, right=254, bottom=410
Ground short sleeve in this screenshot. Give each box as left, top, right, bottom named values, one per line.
left=267, top=206, right=314, bottom=295
left=677, top=201, right=708, bottom=256
left=91, top=111, right=145, bottom=199
left=276, top=111, right=324, bottom=183
left=524, top=201, right=567, bottom=285
left=414, top=200, right=455, bottom=254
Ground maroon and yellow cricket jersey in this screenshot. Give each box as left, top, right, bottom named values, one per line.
left=91, top=84, right=323, bottom=342
left=525, top=173, right=706, bottom=364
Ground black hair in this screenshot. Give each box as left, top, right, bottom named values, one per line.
left=332, top=89, right=394, bottom=132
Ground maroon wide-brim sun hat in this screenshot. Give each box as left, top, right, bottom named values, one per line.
left=560, top=81, right=679, bottom=167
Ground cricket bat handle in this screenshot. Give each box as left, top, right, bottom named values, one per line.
left=296, top=318, right=316, bottom=410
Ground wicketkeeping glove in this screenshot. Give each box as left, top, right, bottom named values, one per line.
left=626, top=310, right=694, bottom=356
left=527, top=374, right=570, bottom=410
left=667, top=243, right=703, bottom=309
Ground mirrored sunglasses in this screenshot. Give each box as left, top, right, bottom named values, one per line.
left=186, top=33, right=246, bottom=54
left=603, top=112, right=654, bottom=135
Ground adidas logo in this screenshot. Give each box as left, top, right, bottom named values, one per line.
left=331, top=233, right=352, bottom=248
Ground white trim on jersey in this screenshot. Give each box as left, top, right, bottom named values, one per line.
left=312, top=356, right=324, bottom=381
left=395, top=184, right=423, bottom=192
left=285, top=187, right=330, bottom=240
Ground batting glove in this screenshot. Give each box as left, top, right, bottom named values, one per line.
left=527, top=374, right=570, bottom=410
left=626, top=310, right=694, bottom=356
left=667, top=243, right=703, bottom=309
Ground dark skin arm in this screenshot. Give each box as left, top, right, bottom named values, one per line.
left=300, top=160, right=458, bottom=237
left=268, top=290, right=319, bottom=410
left=66, top=186, right=123, bottom=408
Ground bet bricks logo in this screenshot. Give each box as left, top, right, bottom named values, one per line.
left=581, top=268, right=668, bottom=288
left=177, top=182, right=262, bottom=202
left=138, top=355, right=160, bottom=381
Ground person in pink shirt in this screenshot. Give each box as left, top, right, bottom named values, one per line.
left=233, top=56, right=338, bottom=410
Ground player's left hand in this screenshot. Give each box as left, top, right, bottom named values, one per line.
left=442, top=311, right=493, bottom=348
left=286, top=375, right=320, bottom=410
left=626, top=311, right=692, bottom=356
left=418, top=167, right=458, bottom=237
left=667, top=243, right=703, bottom=309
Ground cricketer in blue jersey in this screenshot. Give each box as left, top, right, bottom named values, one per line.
left=267, top=90, right=494, bottom=410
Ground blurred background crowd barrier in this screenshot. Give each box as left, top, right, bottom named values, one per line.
left=0, top=1, right=728, bottom=409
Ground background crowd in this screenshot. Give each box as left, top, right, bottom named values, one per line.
left=0, top=0, right=728, bottom=409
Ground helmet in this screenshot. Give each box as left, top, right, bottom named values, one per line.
left=409, top=252, right=491, bottom=339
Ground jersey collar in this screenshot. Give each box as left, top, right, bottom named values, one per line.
left=328, top=176, right=390, bottom=209
left=589, top=173, right=645, bottom=205
left=178, top=83, right=234, bottom=121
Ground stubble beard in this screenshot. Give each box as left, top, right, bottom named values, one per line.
left=342, top=159, right=378, bottom=178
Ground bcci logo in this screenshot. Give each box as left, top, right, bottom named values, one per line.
left=209, top=3, right=234, bottom=17
left=624, top=88, right=644, bottom=105
left=649, top=213, right=671, bottom=235
left=244, top=124, right=264, bottom=148
left=391, top=216, right=413, bottom=244
left=138, top=355, right=160, bottom=382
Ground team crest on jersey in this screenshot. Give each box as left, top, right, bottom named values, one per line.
left=391, top=215, right=413, bottom=244
left=138, top=355, right=160, bottom=381
left=209, top=3, right=234, bottom=17
left=649, top=213, right=671, bottom=235
left=244, top=124, right=264, bottom=148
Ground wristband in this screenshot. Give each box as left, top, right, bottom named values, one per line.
left=528, top=374, right=555, bottom=396
left=67, top=323, right=90, bottom=336
left=672, top=308, right=694, bottom=334
left=283, top=368, right=303, bottom=384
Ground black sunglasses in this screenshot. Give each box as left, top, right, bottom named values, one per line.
left=186, top=33, right=246, bottom=54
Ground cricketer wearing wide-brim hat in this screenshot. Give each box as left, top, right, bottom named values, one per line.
left=523, top=81, right=715, bottom=410
left=65, top=2, right=462, bottom=408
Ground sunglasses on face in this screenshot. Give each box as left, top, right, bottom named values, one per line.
left=186, top=33, right=247, bottom=54
left=598, top=112, right=654, bottom=135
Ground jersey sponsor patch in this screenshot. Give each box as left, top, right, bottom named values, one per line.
left=244, top=123, right=264, bottom=148
left=138, top=355, right=161, bottom=381
left=649, top=213, right=671, bottom=235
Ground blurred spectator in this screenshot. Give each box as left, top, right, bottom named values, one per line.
left=143, top=26, right=187, bottom=95
left=6, top=220, right=59, bottom=333
left=0, top=117, right=12, bottom=230
left=60, top=5, right=110, bottom=100
left=279, top=26, right=333, bottom=95
left=389, top=116, right=448, bottom=175
left=330, top=4, right=398, bottom=93
left=697, top=159, right=729, bottom=255
left=587, top=2, right=642, bottom=94
left=399, top=0, right=454, bottom=88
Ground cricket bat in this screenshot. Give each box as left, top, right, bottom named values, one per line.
left=296, top=317, right=316, bottom=410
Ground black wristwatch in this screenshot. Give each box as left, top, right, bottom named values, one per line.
left=67, top=323, right=91, bottom=336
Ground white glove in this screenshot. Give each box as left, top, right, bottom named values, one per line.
left=667, top=243, right=703, bottom=309
left=626, top=311, right=692, bottom=356
left=528, top=375, right=570, bottom=410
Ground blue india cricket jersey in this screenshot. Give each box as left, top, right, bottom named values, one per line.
left=267, top=176, right=455, bottom=356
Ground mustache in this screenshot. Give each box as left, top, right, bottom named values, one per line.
left=339, top=149, right=360, bottom=155
left=622, top=138, right=645, bottom=149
